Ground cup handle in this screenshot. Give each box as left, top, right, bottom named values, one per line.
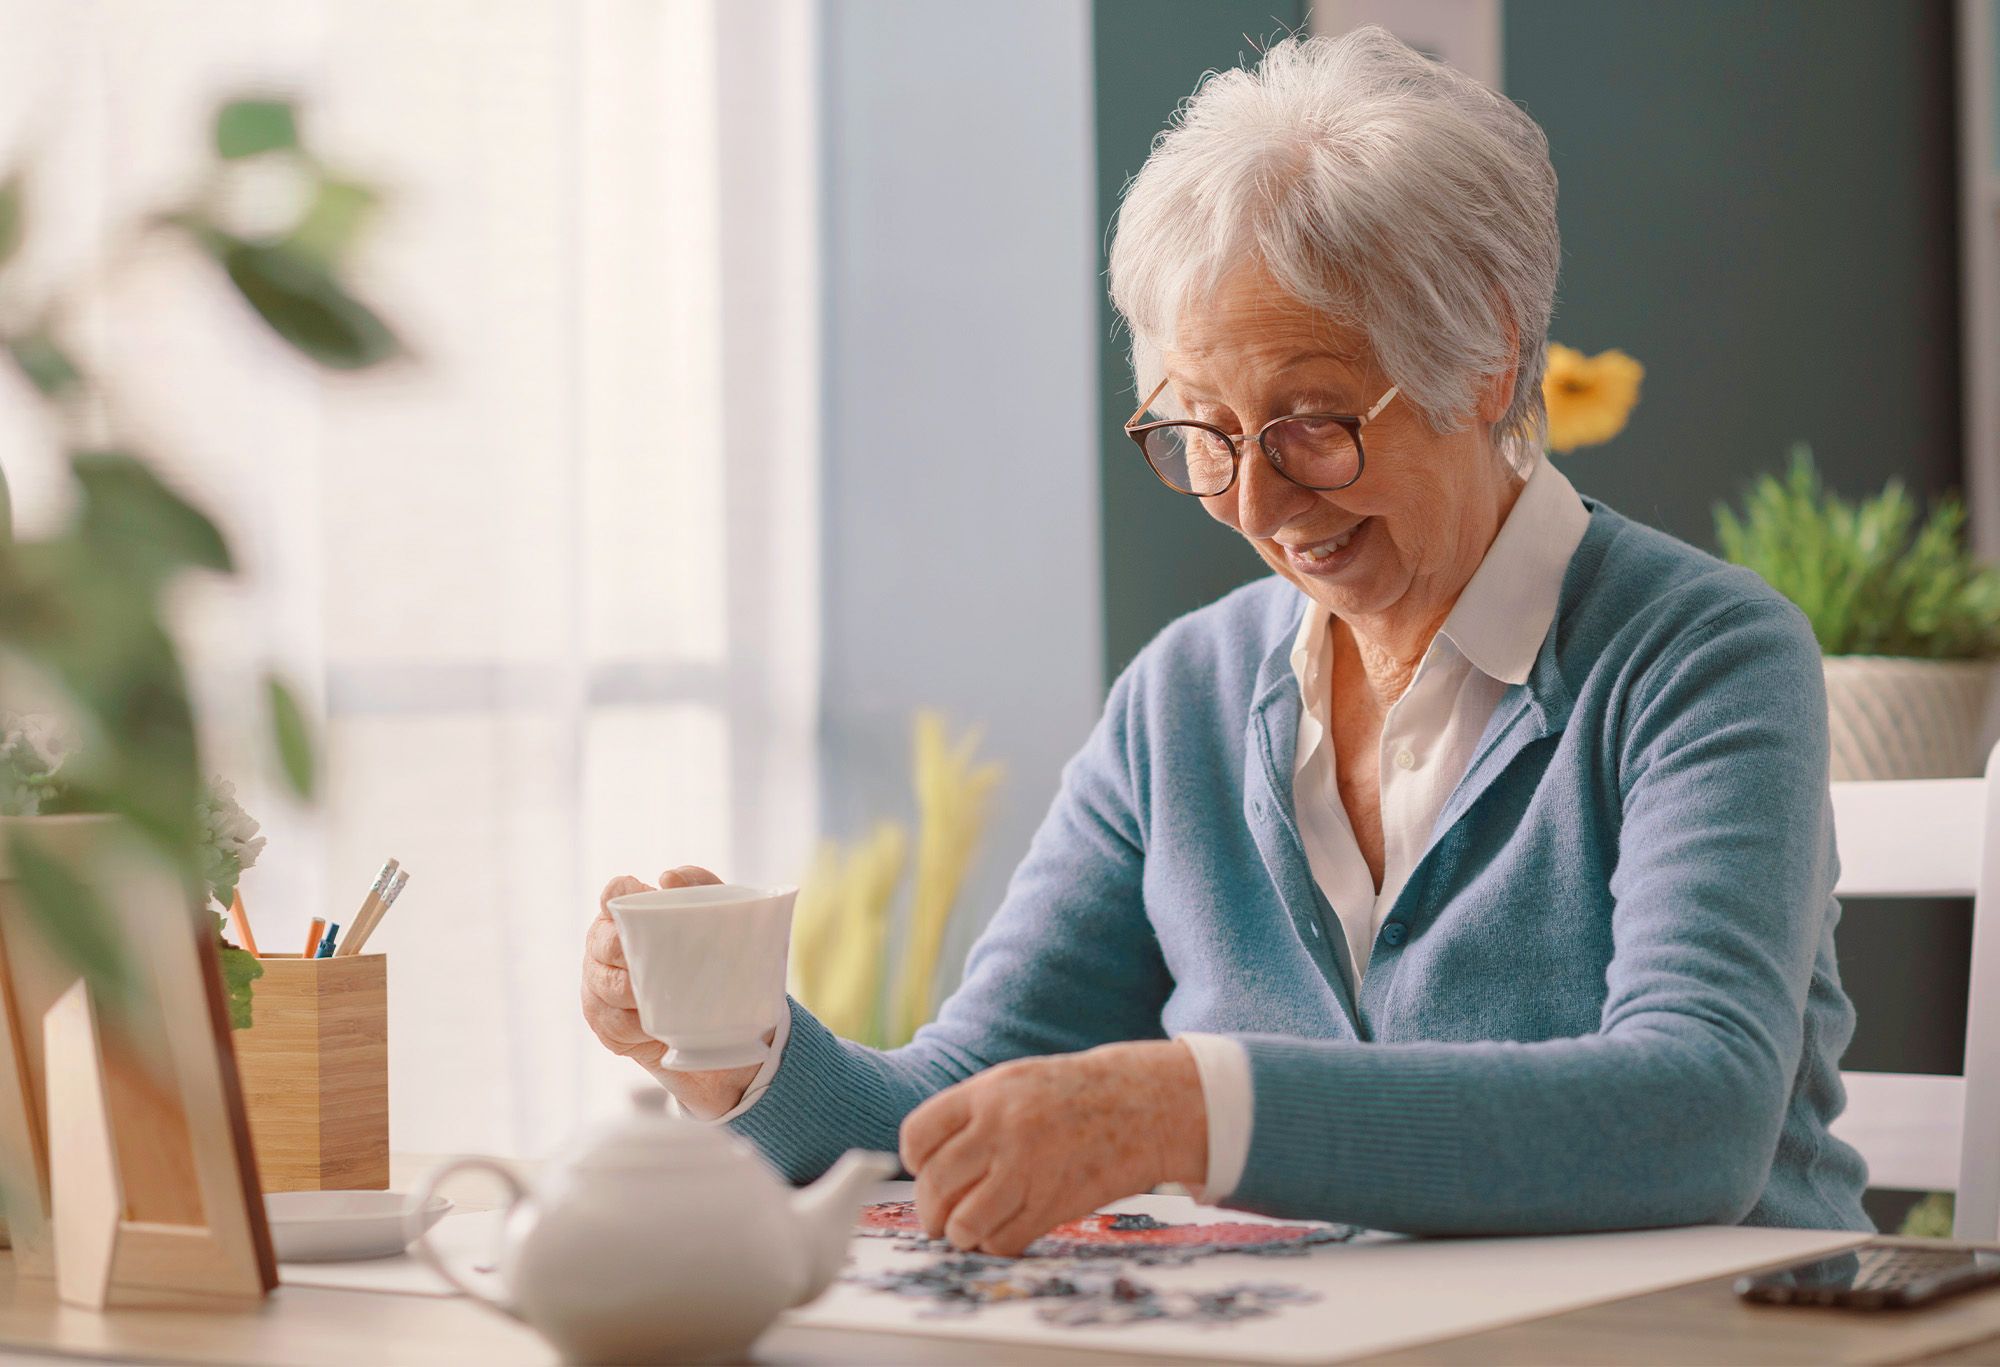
left=405, top=1156, right=529, bottom=1321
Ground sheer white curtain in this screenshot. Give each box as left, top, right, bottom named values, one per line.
left=0, top=0, right=820, bottom=1157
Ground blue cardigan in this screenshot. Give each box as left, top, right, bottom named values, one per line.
left=734, top=500, right=1873, bottom=1235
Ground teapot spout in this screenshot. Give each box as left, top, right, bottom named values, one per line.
left=788, top=1149, right=901, bottom=1307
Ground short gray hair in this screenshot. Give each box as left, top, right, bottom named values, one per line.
left=1107, top=27, right=1560, bottom=471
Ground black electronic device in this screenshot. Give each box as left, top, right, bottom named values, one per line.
left=1736, top=1244, right=2000, bottom=1310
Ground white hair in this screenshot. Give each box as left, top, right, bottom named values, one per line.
left=1107, top=27, right=1560, bottom=472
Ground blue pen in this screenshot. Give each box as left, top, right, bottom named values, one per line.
left=315, top=921, right=341, bottom=958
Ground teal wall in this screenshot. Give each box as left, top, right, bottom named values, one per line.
left=1093, top=0, right=1307, bottom=684
left=1506, top=0, right=1961, bottom=543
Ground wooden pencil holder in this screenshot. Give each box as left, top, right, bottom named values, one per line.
left=231, top=953, right=389, bottom=1193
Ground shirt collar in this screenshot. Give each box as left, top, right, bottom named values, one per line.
left=1287, top=457, right=1591, bottom=699
left=1439, top=458, right=1590, bottom=686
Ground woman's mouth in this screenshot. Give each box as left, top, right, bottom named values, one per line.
left=1281, top=519, right=1370, bottom=577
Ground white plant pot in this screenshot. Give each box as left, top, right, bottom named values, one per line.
left=1822, top=656, right=2000, bottom=781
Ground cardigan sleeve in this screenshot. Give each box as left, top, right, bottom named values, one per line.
left=1225, top=596, right=1842, bottom=1234
left=729, top=664, right=1175, bottom=1181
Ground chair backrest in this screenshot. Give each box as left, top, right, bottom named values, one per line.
left=1829, top=742, right=2000, bottom=1241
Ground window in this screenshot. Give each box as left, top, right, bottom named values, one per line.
left=3, top=0, right=820, bottom=1155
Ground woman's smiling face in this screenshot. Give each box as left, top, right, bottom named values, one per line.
left=1160, top=262, right=1517, bottom=630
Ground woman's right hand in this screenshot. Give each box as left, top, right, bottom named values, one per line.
left=582, top=865, right=765, bottom=1120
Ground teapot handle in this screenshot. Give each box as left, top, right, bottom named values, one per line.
left=405, top=1156, right=530, bottom=1321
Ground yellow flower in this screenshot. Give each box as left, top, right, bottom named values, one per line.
left=1543, top=344, right=1644, bottom=454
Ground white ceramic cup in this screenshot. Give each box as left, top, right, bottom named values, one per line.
left=606, top=882, right=795, bottom=1070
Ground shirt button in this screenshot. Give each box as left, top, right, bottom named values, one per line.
left=1394, top=747, right=1416, bottom=771
left=1382, top=922, right=1407, bottom=947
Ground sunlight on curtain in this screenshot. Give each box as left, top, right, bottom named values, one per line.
left=0, top=0, right=821, bottom=1157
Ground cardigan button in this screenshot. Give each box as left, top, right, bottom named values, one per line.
left=1381, top=921, right=1408, bottom=948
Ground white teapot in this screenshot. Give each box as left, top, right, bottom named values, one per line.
left=407, top=1088, right=898, bottom=1364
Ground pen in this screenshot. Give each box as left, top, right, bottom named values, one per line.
left=315, top=922, right=340, bottom=958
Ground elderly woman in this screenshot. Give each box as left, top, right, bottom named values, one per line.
left=583, top=28, right=1870, bottom=1251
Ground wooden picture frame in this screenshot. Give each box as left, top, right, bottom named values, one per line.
left=0, top=814, right=276, bottom=1307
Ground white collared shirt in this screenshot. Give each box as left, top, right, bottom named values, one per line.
left=1179, top=458, right=1592, bottom=1201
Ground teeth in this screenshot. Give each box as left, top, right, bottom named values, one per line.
left=1299, top=525, right=1358, bottom=561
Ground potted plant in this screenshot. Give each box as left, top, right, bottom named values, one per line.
left=1715, top=447, right=2000, bottom=781
left=0, top=718, right=267, bottom=1026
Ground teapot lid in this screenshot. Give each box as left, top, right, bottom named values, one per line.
left=564, top=1087, right=768, bottom=1174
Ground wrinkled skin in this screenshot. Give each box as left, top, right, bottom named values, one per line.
left=899, top=1040, right=1207, bottom=1256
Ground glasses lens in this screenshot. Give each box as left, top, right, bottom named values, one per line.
left=1142, top=425, right=1235, bottom=495
left=1263, top=418, right=1361, bottom=489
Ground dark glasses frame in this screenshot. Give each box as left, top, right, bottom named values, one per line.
left=1121, top=374, right=1401, bottom=497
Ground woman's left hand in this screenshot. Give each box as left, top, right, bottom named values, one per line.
left=898, top=1039, right=1209, bottom=1256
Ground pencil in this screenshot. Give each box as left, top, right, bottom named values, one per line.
left=338, top=859, right=400, bottom=956
left=302, top=917, right=326, bottom=959
left=346, top=868, right=408, bottom=956
left=228, top=890, right=261, bottom=957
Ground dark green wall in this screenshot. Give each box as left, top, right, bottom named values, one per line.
left=1506, top=0, right=1961, bottom=543
left=1093, top=0, right=1961, bottom=677
left=1094, top=1, right=1308, bottom=684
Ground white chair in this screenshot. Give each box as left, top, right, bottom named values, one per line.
left=1829, top=741, right=2000, bottom=1240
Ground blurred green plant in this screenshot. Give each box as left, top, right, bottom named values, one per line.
left=0, top=93, right=401, bottom=1009
left=789, top=712, right=1003, bottom=1049
left=1714, top=446, right=2000, bottom=660
left=1899, top=1191, right=1954, bottom=1239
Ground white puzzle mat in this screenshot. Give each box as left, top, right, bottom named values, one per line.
left=783, top=1181, right=1865, bottom=1363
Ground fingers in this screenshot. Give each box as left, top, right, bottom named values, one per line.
left=585, top=912, right=628, bottom=968
left=912, top=1128, right=988, bottom=1240
left=577, top=977, right=664, bottom=1068
left=599, top=874, right=654, bottom=916
left=608, top=1033, right=667, bottom=1070
left=659, top=865, right=722, bottom=889
left=979, top=1194, right=1051, bottom=1258
left=582, top=957, right=636, bottom=1010
left=899, top=1085, right=972, bottom=1175
left=948, top=1179, right=1031, bottom=1255
left=592, top=876, right=652, bottom=971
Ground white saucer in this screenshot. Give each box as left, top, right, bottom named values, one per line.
left=265, top=1190, right=453, bottom=1263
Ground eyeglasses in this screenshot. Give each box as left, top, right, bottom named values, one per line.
left=1122, top=375, right=1400, bottom=497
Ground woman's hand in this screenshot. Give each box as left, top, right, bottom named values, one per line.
left=898, top=1040, right=1208, bottom=1256
left=581, top=865, right=765, bottom=1119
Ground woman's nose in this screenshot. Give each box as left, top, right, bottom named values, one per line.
left=1232, top=439, right=1308, bottom=539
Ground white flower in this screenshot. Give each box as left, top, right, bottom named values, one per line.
left=202, top=778, right=266, bottom=868
left=0, top=712, right=69, bottom=817
left=0, top=712, right=69, bottom=777
left=197, top=777, right=266, bottom=905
